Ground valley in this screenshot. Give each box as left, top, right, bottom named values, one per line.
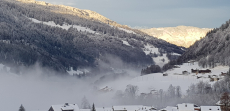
left=0, top=0, right=229, bottom=111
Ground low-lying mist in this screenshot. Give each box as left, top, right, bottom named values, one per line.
left=0, top=58, right=142, bottom=111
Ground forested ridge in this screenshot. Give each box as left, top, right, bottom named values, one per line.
left=0, top=0, right=184, bottom=74
left=179, top=19, right=230, bottom=68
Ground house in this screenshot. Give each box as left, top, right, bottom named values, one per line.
left=163, top=73, right=168, bottom=76
left=191, top=69, right=199, bottom=73
left=48, top=103, right=80, bottom=111
left=199, top=69, right=211, bottom=73
left=220, top=72, right=227, bottom=76
left=150, top=90, right=159, bottom=95
left=112, top=105, right=155, bottom=111
left=99, top=86, right=113, bottom=93
left=182, top=71, right=189, bottom=75
left=188, top=60, right=196, bottom=65
left=160, top=106, right=178, bottom=111
left=177, top=103, right=200, bottom=111
left=200, top=106, right=221, bottom=111
left=94, top=107, right=113, bottom=111
left=210, top=77, right=219, bottom=82
left=191, top=69, right=211, bottom=74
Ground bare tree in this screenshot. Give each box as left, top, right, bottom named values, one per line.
left=220, top=92, right=230, bottom=111
left=125, top=84, right=139, bottom=99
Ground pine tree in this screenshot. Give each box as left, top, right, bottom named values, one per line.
left=81, top=96, right=91, bottom=109
left=19, top=104, right=25, bottom=111
left=91, top=103, right=96, bottom=111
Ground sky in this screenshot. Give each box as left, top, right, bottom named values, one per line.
left=40, top=0, right=230, bottom=28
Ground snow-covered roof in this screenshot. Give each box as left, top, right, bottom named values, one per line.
left=95, top=107, right=113, bottom=111
left=216, top=101, right=223, bottom=106
left=160, top=106, right=178, bottom=111
left=51, top=103, right=80, bottom=111
left=177, top=103, right=196, bottom=111
left=113, top=105, right=147, bottom=111
left=200, top=106, right=221, bottom=111
left=80, top=109, right=91, bottom=111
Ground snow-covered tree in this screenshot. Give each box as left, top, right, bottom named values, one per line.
left=167, top=84, right=175, bottom=98
left=81, top=96, right=91, bottom=109
left=125, top=85, right=139, bottom=99
left=19, top=104, right=25, bottom=111
left=175, top=86, right=182, bottom=98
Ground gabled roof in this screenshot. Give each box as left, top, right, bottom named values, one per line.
left=216, top=101, right=224, bottom=106
left=160, top=106, right=178, bottom=111
left=113, top=105, right=143, bottom=111
left=177, top=103, right=196, bottom=111
left=113, top=105, right=155, bottom=111
left=200, top=106, right=221, bottom=111
left=51, top=103, right=80, bottom=111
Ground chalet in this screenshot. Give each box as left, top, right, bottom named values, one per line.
left=98, top=86, right=113, bottom=93
left=150, top=90, right=159, bottom=95
left=191, top=69, right=199, bottom=73
left=188, top=60, right=196, bottom=65
left=220, top=72, right=227, bottom=76
left=48, top=103, right=80, bottom=111
left=182, top=71, right=189, bottom=75
left=200, top=106, right=221, bottom=111
left=199, top=69, right=211, bottom=73
left=177, top=103, right=200, bottom=111
left=112, top=105, right=155, bottom=111
left=208, top=75, right=220, bottom=82
left=163, top=73, right=168, bottom=76
left=160, top=106, right=178, bottom=111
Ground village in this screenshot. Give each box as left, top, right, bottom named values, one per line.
left=44, top=102, right=223, bottom=111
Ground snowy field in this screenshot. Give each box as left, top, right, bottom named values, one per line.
left=29, top=18, right=98, bottom=34
left=142, top=44, right=171, bottom=67
left=98, top=62, right=229, bottom=94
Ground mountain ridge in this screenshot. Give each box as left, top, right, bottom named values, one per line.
left=0, top=0, right=184, bottom=74
left=179, top=19, right=230, bottom=67
left=14, top=0, right=147, bottom=35
left=140, top=26, right=211, bottom=48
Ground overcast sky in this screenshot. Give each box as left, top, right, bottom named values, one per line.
left=41, top=0, right=229, bottom=28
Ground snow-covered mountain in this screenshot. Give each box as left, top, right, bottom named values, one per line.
left=16, top=0, right=145, bottom=35
left=179, top=19, right=230, bottom=67
left=0, top=0, right=184, bottom=74
left=140, top=26, right=211, bottom=48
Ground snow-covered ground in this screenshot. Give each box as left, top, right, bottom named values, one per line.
left=67, top=67, right=84, bottom=75
left=143, top=44, right=159, bottom=55
left=142, top=44, right=170, bottom=67
left=152, top=54, right=169, bottom=67
left=67, top=67, right=90, bottom=76
left=29, top=18, right=98, bottom=34
left=118, top=28, right=136, bottom=34
left=122, top=40, right=131, bottom=46
left=97, top=62, right=229, bottom=94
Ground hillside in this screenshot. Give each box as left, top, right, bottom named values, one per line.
left=179, top=19, right=230, bottom=67
left=0, top=0, right=184, bottom=74
left=140, top=26, right=211, bottom=48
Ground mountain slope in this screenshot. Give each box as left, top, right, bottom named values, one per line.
left=0, top=0, right=184, bottom=74
left=140, top=26, right=211, bottom=48
left=179, top=19, right=230, bottom=67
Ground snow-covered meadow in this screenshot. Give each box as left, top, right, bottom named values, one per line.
left=30, top=18, right=98, bottom=34
left=0, top=61, right=229, bottom=111
left=97, top=62, right=229, bottom=94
